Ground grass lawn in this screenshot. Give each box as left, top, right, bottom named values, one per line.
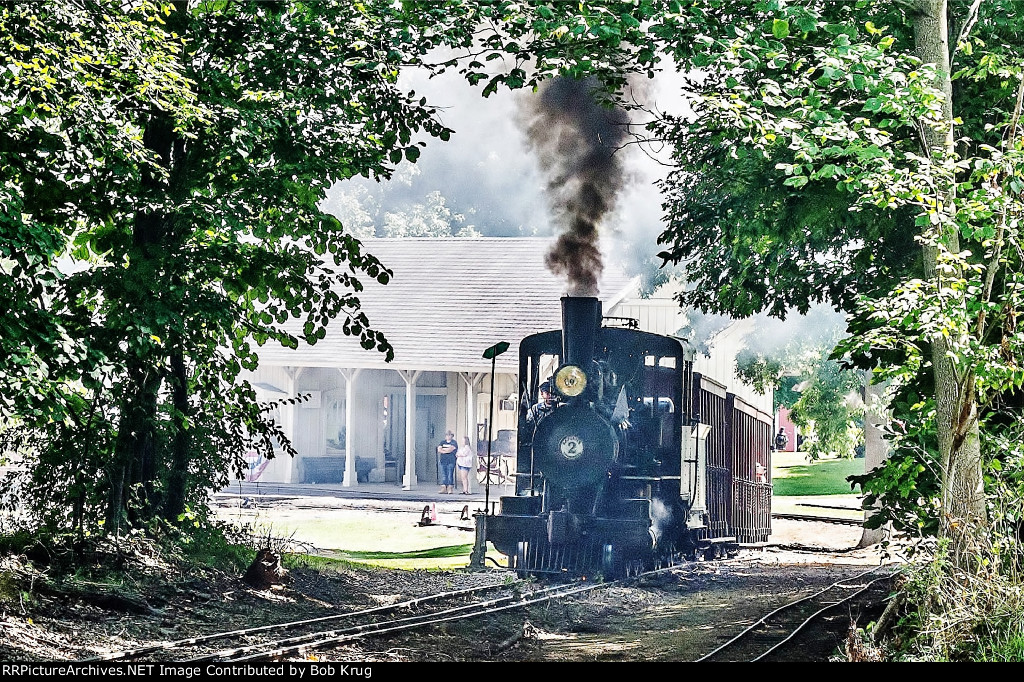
left=219, top=452, right=870, bottom=569
left=216, top=504, right=505, bottom=571
left=772, top=451, right=864, bottom=496
left=771, top=451, right=865, bottom=518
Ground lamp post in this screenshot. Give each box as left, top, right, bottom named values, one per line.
left=481, top=341, right=509, bottom=516
left=470, top=341, right=509, bottom=570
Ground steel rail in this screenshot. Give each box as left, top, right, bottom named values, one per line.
left=202, top=580, right=607, bottom=662
left=78, top=580, right=521, bottom=662
left=695, top=564, right=893, bottom=662
left=750, top=574, right=890, bottom=662
left=772, top=512, right=863, bottom=526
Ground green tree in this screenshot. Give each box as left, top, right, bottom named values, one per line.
left=789, top=360, right=865, bottom=459
left=636, top=0, right=1024, bottom=547
left=0, top=1, right=205, bottom=530
left=329, top=166, right=481, bottom=238
left=0, top=1, right=196, bottom=431
left=2, top=0, right=665, bottom=535
left=381, top=190, right=480, bottom=237
left=735, top=311, right=865, bottom=459
left=2, top=0, right=463, bottom=533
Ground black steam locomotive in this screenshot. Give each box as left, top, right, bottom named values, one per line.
left=486, top=296, right=773, bottom=579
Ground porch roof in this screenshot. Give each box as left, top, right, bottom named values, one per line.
left=255, top=237, right=638, bottom=373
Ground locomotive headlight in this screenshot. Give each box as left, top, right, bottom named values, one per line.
left=554, top=365, right=587, bottom=397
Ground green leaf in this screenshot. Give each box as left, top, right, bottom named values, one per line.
left=795, top=15, right=817, bottom=33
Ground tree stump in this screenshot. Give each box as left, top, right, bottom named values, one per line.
left=242, top=548, right=289, bottom=590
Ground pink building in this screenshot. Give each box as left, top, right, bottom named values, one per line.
left=775, top=406, right=798, bottom=452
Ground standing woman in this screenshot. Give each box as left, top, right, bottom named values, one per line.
left=456, top=436, right=474, bottom=494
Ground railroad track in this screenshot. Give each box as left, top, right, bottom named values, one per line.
left=190, top=559, right=756, bottom=662
left=81, top=552, right=870, bottom=663
left=79, top=575, right=624, bottom=662
left=80, top=556, right=732, bottom=663
left=695, top=565, right=894, bottom=662
left=772, top=512, right=863, bottom=526
left=79, top=581, right=521, bottom=663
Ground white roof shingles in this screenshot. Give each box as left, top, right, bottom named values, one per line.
left=255, top=237, right=637, bottom=373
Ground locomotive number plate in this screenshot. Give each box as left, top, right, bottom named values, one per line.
left=559, top=435, right=584, bottom=460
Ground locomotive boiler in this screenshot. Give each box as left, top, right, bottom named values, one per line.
left=485, top=296, right=773, bottom=579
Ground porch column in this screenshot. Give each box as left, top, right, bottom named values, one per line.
left=460, top=372, right=484, bottom=493
left=283, top=367, right=301, bottom=483
left=339, top=368, right=362, bottom=488
left=398, top=369, right=422, bottom=490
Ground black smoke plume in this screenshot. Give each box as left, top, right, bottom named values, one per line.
left=522, top=77, right=632, bottom=296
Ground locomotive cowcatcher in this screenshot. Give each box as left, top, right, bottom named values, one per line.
left=485, top=296, right=773, bottom=579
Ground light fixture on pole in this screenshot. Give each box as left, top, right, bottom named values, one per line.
left=482, top=341, right=509, bottom=516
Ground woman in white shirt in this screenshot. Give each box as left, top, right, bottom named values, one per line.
left=456, top=436, right=474, bottom=494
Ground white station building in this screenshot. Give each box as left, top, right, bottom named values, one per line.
left=240, top=237, right=770, bottom=490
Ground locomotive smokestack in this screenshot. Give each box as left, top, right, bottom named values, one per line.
left=561, top=296, right=601, bottom=370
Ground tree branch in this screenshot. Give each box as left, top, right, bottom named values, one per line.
left=976, top=76, right=1024, bottom=342
left=951, top=0, right=983, bottom=70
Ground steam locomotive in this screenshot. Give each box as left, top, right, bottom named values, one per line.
left=485, top=296, right=773, bottom=579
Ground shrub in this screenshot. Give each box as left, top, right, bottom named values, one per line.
left=888, top=536, right=1024, bottom=661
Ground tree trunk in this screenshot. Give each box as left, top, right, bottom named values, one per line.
left=106, top=366, right=162, bottom=533
left=163, top=348, right=190, bottom=522
left=106, top=104, right=176, bottom=531
left=913, top=0, right=987, bottom=544
left=858, top=379, right=889, bottom=548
